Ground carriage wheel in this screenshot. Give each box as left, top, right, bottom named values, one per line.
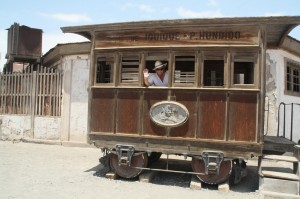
left=191, top=157, right=232, bottom=184
left=109, top=152, right=148, bottom=179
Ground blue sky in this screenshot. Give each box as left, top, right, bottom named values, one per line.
left=1, top=0, right=300, bottom=70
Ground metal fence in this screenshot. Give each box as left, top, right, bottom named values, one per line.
left=0, top=67, right=62, bottom=116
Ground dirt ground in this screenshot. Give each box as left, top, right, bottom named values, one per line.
left=0, top=141, right=261, bottom=199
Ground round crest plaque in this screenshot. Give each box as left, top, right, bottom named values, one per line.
left=149, top=101, right=189, bottom=127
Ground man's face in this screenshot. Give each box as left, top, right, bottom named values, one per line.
left=155, top=68, right=164, bottom=74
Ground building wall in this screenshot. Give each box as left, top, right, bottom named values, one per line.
left=34, top=117, right=61, bottom=140
left=266, top=49, right=300, bottom=142
left=60, top=54, right=90, bottom=142
left=0, top=115, right=31, bottom=141
left=0, top=54, right=90, bottom=144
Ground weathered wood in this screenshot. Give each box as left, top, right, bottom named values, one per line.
left=105, top=172, right=118, bottom=180
left=62, top=16, right=300, bottom=49
left=79, top=17, right=297, bottom=170
left=218, top=180, right=230, bottom=192
left=260, top=178, right=300, bottom=195
left=261, top=191, right=300, bottom=199
left=0, top=67, right=61, bottom=117
left=263, top=155, right=298, bottom=163
left=91, top=133, right=262, bottom=158
left=116, top=91, right=140, bottom=135
left=90, top=89, right=115, bottom=133
left=261, top=170, right=300, bottom=181
left=169, top=90, right=197, bottom=138
left=228, top=93, right=257, bottom=142
left=94, top=26, right=259, bottom=49
left=139, top=171, right=157, bottom=183
left=198, top=92, right=226, bottom=139
left=190, top=175, right=202, bottom=190
left=264, top=136, right=296, bottom=153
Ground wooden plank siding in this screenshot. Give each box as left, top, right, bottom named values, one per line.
left=90, top=89, right=115, bottom=133
left=90, top=88, right=259, bottom=143
left=116, top=90, right=140, bottom=135
left=198, top=92, right=226, bottom=140
left=228, top=93, right=258, bottom=142
left=94, top=26, right=259, bottom=49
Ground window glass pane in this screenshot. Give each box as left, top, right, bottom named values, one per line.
left=174, top=56, right=195, bottom=84
left=286, top=61, right=300, bottom=94
left=96, top=57, right=114, bottom=83
left=294, top=84, right=299, bottom=92
left=203, top=60, right=224, bottom=86
left=234, top=62, right=254, bottom=84
left=293, top=69, right=300, bottom=92
left=121, top=56, right=139, bottom=84
left=286, top=66, right=291, bottom=91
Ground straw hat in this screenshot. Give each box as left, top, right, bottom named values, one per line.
left=153, top=60, right=167, bottom=70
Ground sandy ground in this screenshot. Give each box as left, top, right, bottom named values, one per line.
left=0, top=141, right=261, bottom=199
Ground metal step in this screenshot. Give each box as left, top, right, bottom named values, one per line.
left=261, top=170, right=300, bottom=181
left=261, top=191, right=300, bottom=199
left=263, top=155, right=299, bottom=163
left=263, top=135, right=296, bottom=154
left=260, top=177, right=299, bottom=193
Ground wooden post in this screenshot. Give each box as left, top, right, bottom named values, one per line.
left=30, top=71, right=37, bottom=138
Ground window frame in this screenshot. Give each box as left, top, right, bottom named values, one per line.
left=201, top=51, right=227, bottom=88
left=119, top=53, right=141, bottom=86
left=230, top=52, right=259, bottom=89
left=94, top=53, right=116, bottom=86
left=285, top=58, right=300, bottom=97
left=144, top=51, right=170, bottom=87
left=92, top=49, right=261, bottom=90
left=172, top=52, right=197, bottom=87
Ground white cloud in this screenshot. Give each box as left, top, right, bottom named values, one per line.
left=176, top=7, right=225, bottom=18
left=264, top=12, right=285, bottom=17
left=42, top=32, right=89, bottom=55
left=0, top=30, right=8, bottom=71
left=39, top=12, right=92, bottom=23
left=122, top=3, right=154, bottom=13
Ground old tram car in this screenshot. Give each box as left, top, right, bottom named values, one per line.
left=62, top=17, right=300, bottom=185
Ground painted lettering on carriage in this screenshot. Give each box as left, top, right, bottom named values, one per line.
left=145, top=32, right=180, bottom=41
left=145, top=31, right=241, bottom=41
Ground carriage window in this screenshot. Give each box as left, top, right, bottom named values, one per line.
left=286, top=60, right=300, bottom=95
left=203, top=60, right=224, bottom=86
left=96, top=57, right=114, bottom=83
left=174, top=56, right=195, bottom=85
left=234, top=62, right=254, bottom=84
left=121, top=56, right=139, bottom=84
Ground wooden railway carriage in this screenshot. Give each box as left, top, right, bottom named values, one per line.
left=62, top=16, right=300, bottom=184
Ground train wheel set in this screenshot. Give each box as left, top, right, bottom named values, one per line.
left=104, top=145, right=247, bottom=185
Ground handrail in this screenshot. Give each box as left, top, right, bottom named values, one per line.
left=277, top=102, right=300, bottom=141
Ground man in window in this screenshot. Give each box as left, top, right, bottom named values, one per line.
left=143, top=60, right=168, bottom=86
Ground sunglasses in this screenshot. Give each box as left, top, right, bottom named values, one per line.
left=156, top=68, right=164, bottom=71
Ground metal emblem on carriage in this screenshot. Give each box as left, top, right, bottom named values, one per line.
left=149, top=101, right=189, bottom=127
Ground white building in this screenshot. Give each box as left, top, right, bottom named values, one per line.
left=265, top=36, right=300, bottom=143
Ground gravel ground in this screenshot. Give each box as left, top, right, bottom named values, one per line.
left=0, top=141, right=260, bottom=199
